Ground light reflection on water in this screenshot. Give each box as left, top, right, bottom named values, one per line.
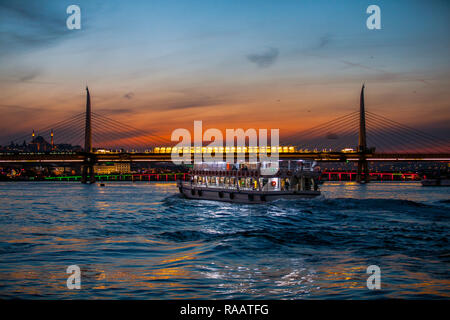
left=0, top=181, right=449, bottom=299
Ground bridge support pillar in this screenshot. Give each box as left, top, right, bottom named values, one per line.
left=81, top=87, right=96, bottom=184
left=81, top=153, right=96, bottom=184
left=356, top=157, right=369, bottom=183
left=81, top=165, right=95, bottom=184
left=356, top=84, right=371, bottom=183
left=81, top=161, right=96, bottom=184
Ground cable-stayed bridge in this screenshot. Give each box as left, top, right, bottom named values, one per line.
left=1, top=86, right=449, bottom=183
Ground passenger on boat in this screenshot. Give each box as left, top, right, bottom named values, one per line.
left=285, top=179, right=290, bottom=191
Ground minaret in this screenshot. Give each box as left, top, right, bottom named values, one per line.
left=50, top=129, right=54, bottom=149
left=32, top=129, right=35, bottom=142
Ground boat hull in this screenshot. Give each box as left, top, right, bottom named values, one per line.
left=421, top=179, right=450, bottom=187
left=177, top=183, right=320, bottom=204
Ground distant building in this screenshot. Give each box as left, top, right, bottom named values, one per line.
left=0, top=129, right=82, bottom=153
left=52, top=167, right=67, bottom=175
left=28, top=135, right=52, bottom=152
left=54, top=143, right=82, bottom=152
left=94, top=162, right=130, bottom=174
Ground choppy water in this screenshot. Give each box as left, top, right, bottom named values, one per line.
left=0, top=181, right=448, bottom=299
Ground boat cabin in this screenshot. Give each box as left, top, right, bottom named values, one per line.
left=188, top=160, right=319, bottom=192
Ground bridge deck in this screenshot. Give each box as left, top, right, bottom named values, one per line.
left=0, top=152, right=449, bottom=163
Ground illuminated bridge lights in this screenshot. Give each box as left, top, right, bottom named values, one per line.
left=150, top=146, right=356, bottom=154
left=86, top=146, right=358, bottom=155
left=84, top=147, right=356, bottom=155
left=153, top=146, right=302, bottom=154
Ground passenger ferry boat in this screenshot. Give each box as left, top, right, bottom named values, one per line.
left=177, top=160, right=321, bottom=203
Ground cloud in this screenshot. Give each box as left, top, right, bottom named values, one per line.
left=96, top=108, right=131, bottom=115
left=339, top=59, right=388, bottom=74
left=18, top=70, right=39, bottom=82
left=98, top=93, right=229, bottom=115
left=163, top=100, right=220, bottom=110
left=0, top=69, right=57, bottom=84
left=0, top=1, right=77, bottom=56
left=326, top=132, right=339, bottom=139
left=123, top=92, right=134, bottom=99
left=247, top=47, right=279, bottom=68
left=144, top=90, right=231, bottom=111
left=317, top=34, right=332, bottom=49
left=0, top=104, right=44, bottom=112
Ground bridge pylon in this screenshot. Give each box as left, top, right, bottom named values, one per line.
left=81, top=86, right=96, bottom=184
left=356, top=84, right=370, bottom=183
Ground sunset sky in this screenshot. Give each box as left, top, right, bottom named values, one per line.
left=0, top=0, right=449, bottom=146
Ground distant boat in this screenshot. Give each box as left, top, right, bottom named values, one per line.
left=421, top=178, right=450, bottom=187
left=421, top=169, right=450, bottom=187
